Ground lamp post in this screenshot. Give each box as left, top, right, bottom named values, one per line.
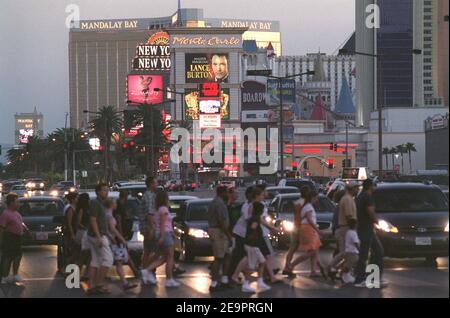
left=247, top=70, right=315, bottom=178
left=339, top=48, right=422, bottom=177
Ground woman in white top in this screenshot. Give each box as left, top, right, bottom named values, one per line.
left=285, top=190, right=322, bottom=277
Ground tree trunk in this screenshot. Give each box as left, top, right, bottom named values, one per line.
left=408, top=150, right=412, bottom=173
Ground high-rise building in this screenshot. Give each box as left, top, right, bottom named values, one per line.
left=355, top=0, right=448, bottom=127
left=14, top=107, right=44, bottom=145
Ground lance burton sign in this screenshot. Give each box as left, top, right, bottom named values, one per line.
left=132, top=31, right=171, bottom=71
left=171, top=35, right=242, bottom=48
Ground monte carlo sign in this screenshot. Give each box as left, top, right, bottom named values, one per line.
left=132, top=31, right=171, bottom=72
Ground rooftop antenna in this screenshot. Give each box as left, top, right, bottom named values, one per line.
left=177, top=0, right=182, bottom=26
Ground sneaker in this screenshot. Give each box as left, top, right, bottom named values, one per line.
left=257, top=280, right=271, bottom=292
left=241, top=282, right=256, bottom=293
left=147, top=271, right=157, bottom=285
left=141, top=269, right=150, bottom=285
left=13, top=275, right=24, bottom=283
left=341, top=272, right=356, bottom=284
left=165, top=279, right=181, bottom=288
left=354, top=281, right=367, bottom=288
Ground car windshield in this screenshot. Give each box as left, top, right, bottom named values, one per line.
left=12, top=186, right=26, bottom=191
left=186, top=202, right=210, bottom=221
left=18, top=200, right=64, bottom=216
left=267, top=188, right=298, bottom=200
left=279, top=196, right=335, bottom=214
left=170, top=200, right=185, bottom=214
left=374, top=188, right=449, bottom=213
left=285, top=180, right=315, bottom=190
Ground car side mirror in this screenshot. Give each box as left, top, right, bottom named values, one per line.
left=53, top=215, right=64, bottom=224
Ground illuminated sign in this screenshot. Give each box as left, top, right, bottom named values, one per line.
left=200, top=82, right=220, bottom=98
left=185, top=54, right=229, bottom=83
left=241, top=81, right=267, bottom=110
left=199, top=100, right=221, bottom=115
left=132, top=32, right=171, bottom=71
left=127, top=75, right=163, bottom=105
left=267, top=79, right=296, bottom=106
left=185, top=88, right=230, bottom=121
left=89, top=138, right=101, bottom=151
left=171, top=35, right=242, bottom=48
left=19, top=129, right=34, bottom=144
left=199, top=115, right=222, bottom=129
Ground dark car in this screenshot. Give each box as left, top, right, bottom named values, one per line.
left=173, top=199, right=213, bottom=262
left=18, top=196, right=65, bottom=245
left=269, top=193, right=336, bottom=248
left=25, top=178, right=46, bottom=191
left=278, top=178, right=316, bottom=191
left=372, top=183, right=449, bottom=264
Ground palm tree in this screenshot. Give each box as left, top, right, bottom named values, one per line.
left=396, top=144, right=407, bottom=175
left=382, top=147, right=390, bottom=170
left=89, top=106, right=123, bottom=182
left=404, top=142, right=417, bottom=173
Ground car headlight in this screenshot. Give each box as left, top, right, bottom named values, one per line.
left=376, top=220, right=399, bottom=234
left=50, top=190, right=59, bottom=197
left=188, top=228, right=209, bottom=239
left=282, top=220, right=295, bottom=233
left=445, top=223, right=449, bottom=233
left=40, top=183, right=44, bottom=188
left=265, top=216, right=275, bottom=224
left=64, top=191, right=69, bottom=196
left=69, top=187, right=76, bottom=193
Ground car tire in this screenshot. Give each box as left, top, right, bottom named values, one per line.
left=425, top=256, right=438, bottom=267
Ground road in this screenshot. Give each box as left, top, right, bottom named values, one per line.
left=0, top=245, right=448, bottom=298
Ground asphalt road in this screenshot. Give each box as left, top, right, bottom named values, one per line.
left=0, top=245, right=448, bottom=298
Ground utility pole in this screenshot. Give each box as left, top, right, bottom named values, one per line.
left=64, top=112, right=68, bottom=181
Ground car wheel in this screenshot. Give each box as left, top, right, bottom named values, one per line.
left=181, top=240, right=195, bottom=263
left=425, top=256, right=438, bottom=267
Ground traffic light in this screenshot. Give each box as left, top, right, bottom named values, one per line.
left=122, top=143, right=128, bottom=153
left=327, top=159, right=335, bottom=169
left=329, top=143, right=334, bottom=151
left=291, top=161, right=298, bottom=171
left=333, top=143, right=338, bottom=152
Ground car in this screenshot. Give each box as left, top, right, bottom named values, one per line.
left=372, top=183, right=449, bottom=264
left=326, top=179, right=346, bottom=200
left=10, top=185, right=29, bottom=197
left=25, top=178, right=46, bottom=191
left=173, top=199, right=213, bottom=262
left=1, top=180, right=24, bottom=195
left=278, top=178, right=316, bottom=191
left=269, top=193, right=337, bottom=248
left=114, top=184, right=147, bottom=199
left=265, top=186, right=299, bottom=205
left=113, top=181, right=145, bottom=191
left=443, top=189, right=449, bottom=202
left=169, top=195, right=199, bottom=218
left=17, top=196, right=65, bottom=246
left=182, top=180, right=198, bottom=191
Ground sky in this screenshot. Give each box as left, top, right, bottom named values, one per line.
left=0, top=0, right=355, bottom=146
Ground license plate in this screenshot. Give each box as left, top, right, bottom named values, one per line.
left=415, top=237, right=432, bottom=246
left=35, top=232, right=49, bottom=241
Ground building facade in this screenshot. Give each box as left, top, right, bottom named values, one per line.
left=425, top=113, right=449, bottom=170
left=14, top=107, right=44, bottom=145
left=68, top=9, right=281, bottom=130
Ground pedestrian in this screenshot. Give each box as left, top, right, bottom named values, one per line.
left=0, top=193, right=29, bottom=284
left=284, top=190, right=322, bottom=277
left=139, top=176, right=158, bottom=285
left=104, top=198, right=138, bottom=291
left=228, top=186, right=253, bottom=280
left=75, top=193, right=91, bottom=280
left=328, top=182, right=359, bottom=277
left=144, top=191, right=180, bottom=288
left=354, top=179, right=387, bottom=288
left=208, top=185, right=232, bottom=291
left=231, top=202, right=271, bottom=293
left=86, top=183, right=114, bottom=295
left=63, top=192, right=79, bottom=266
left=339, top=218, right=360, bottom=284
left=253, top=185, right=282, bottom=284
left=282, top=186, right=310, bottom=276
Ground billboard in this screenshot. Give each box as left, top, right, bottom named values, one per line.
left=267, top=79, right=296, bottom=106
left=185, top=88, right=230, bottom=121
left=241, top=81, right=267, bottom=110
left=132, top=31, right=171, bottom=71
left=127, top=75, right=163, bottom=105
left=19, top=129, right=34, bottom=144
left=185, top=53, right=229, bottom=83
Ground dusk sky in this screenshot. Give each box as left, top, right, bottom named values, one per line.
left=0, top=0, right=355, bottom=145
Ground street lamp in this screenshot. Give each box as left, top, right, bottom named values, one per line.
left=247, top=70, right=315, bottom=178
left=338, top=48, right=421, bottom=177
left=153, top=87, right=184, bottom=121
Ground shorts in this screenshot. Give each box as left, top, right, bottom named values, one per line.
left=156, top=232, right=174, bottom=252
left=111, top=244, right=129, bottom=264
left=88, top=235, right=113, bottom=268
left=298, top=224, right=322, bottom=252
left=208, top=228, right=230, bottom=259
left=1, top=232, right=22, bottom=257
left=244, top=245, right=266, bottom=270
